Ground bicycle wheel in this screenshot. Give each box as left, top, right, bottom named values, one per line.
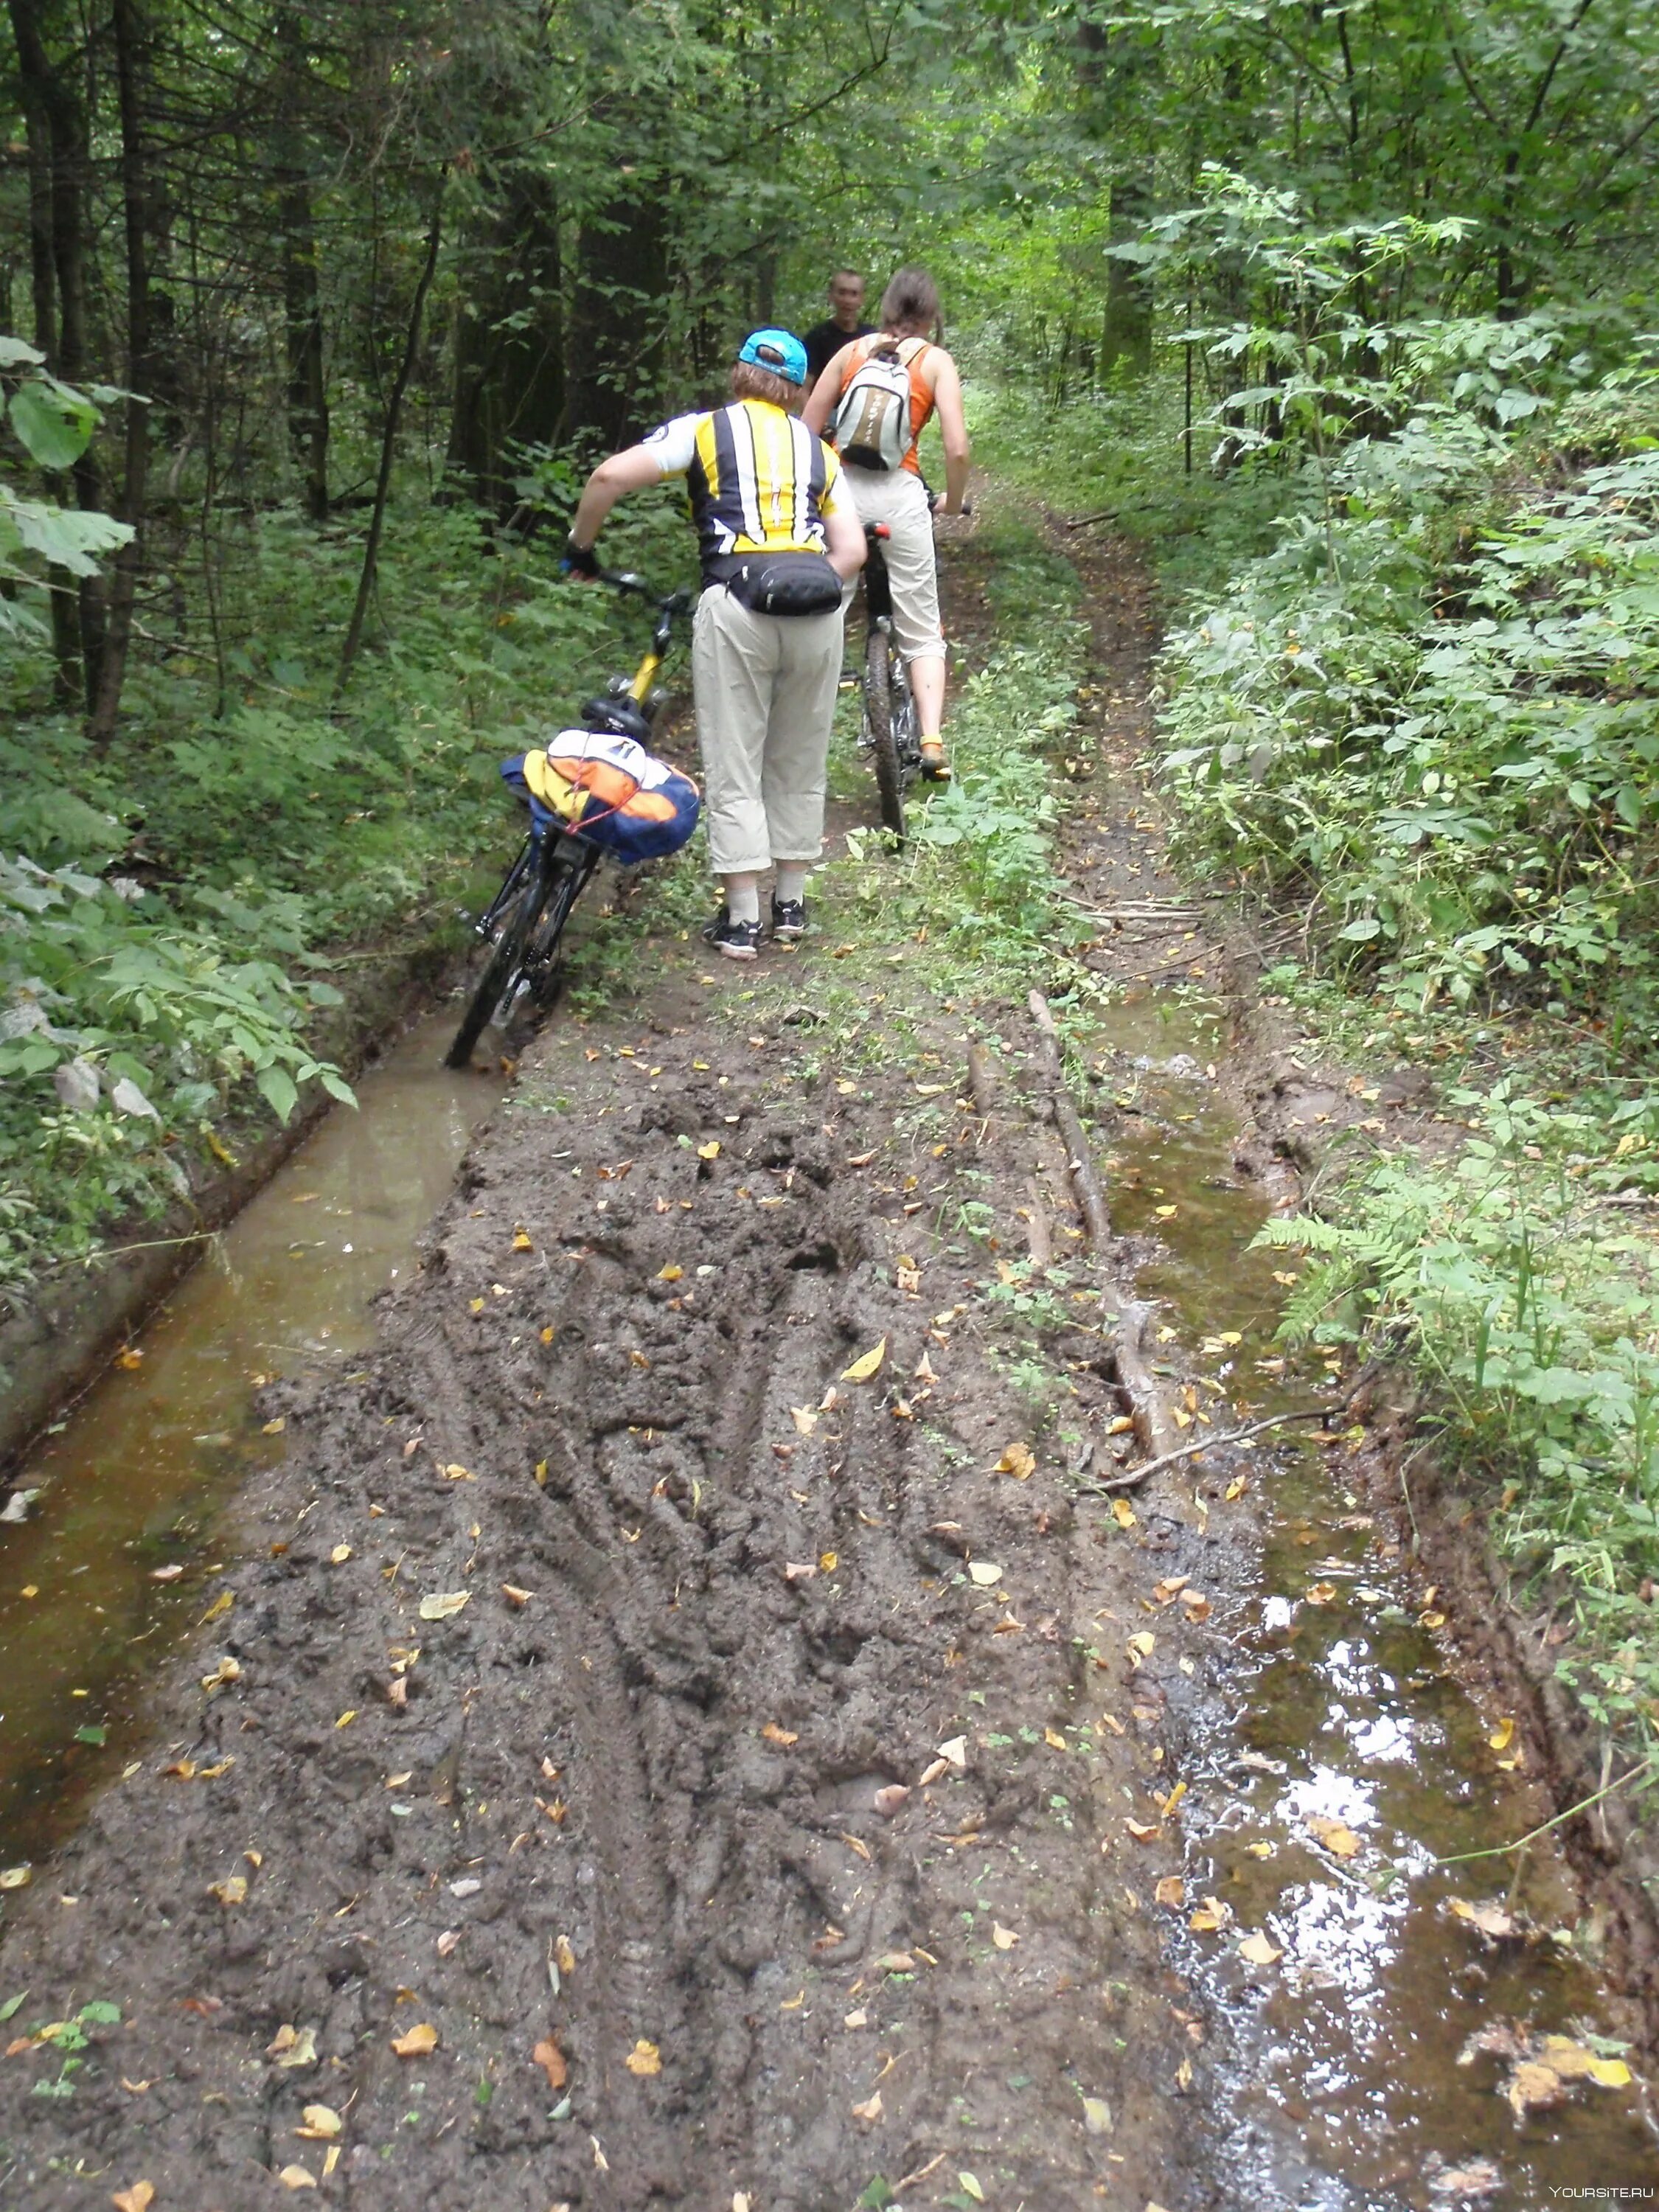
left=523, top=845, right=599, bottom=1001
left=445, top=860, right=551, bottom=1069
left=864, top=627, right=906, bottom=840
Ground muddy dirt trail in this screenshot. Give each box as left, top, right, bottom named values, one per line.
left=1, top=509, right=1655, bottom=2212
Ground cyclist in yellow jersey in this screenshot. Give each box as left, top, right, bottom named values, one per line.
left=567, top=330, right=866, bottom=958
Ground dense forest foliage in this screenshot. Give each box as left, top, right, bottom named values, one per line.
left=6, top=0, right=1659, bottom=1736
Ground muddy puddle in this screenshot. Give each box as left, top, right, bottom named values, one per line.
left=1103, top=992, right=1659, bottom=2208
left=0, top=1015, right=501, bottom=1864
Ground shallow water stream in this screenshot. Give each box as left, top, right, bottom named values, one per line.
left=0, top=1016, right=501, bottom=1863
left=1107, top=999, right=1659, bottom=2209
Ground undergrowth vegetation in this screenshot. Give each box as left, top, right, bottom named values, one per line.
left=0, top=487, right=689, bottom=1306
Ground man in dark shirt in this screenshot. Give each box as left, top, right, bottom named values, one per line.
left=801, top=268, right=873, bottom=394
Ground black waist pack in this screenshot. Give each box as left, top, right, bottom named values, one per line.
left=714, top=550, right=842, bottom=616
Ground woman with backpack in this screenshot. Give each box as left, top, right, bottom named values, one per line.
left=802, top=265, right=971, bottom=782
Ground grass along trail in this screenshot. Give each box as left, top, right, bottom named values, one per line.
left=0, top=500, right=1652, bottom=2211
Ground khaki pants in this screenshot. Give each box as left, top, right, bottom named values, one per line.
left=692, top=586, right=841, bottom=876
left=838, top=465, right=945, bottom=663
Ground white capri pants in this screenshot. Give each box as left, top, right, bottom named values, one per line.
left=839, top=465, right=947, bottom=664
left=691, top=585, right=841, bottom=877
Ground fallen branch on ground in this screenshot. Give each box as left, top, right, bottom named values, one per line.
left=1027, top=988, right=1178, bottom=1458
left=1078, top=1405, right=1331, bottom=1494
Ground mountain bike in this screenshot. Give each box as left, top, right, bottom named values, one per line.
left=858, top=521, right=921, bottom=840
left=444, top=574, right=693, bottom=1069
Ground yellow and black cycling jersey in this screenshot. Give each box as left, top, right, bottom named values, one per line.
left=643, top=398, right=845, bottom=583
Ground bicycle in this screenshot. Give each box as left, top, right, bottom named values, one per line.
left=857, top=521, right=921, bottom=840
left=444, top=573, right=693, bottom=1069
left=856, top=495, right=970, bottom=840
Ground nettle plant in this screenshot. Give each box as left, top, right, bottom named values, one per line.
left=1155, top=279, right=1659, bottom=1011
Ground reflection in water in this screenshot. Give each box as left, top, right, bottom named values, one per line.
left=0, top=1017, right=501, bottom=1860
left=1103, top=1017, right=1659, bottom=2209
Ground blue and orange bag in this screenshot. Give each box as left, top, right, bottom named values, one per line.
left=501, top=729, right=700, bottom=863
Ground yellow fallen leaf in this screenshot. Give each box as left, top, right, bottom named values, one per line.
left=209, top=1875, right=247, bottom=1906
left=419, top=1591, right=470, bottom=1621
left=512, top=1230, right=533, bottom=1251
left=995, top=1441, right=1036, bottom=1479
left=1189, top=1897, right=1231, bottom=1934
left=761, top=1722, right=799, bottom=1747
left=851, top=2090, right=883, bottom=2121
left=276, top=2168, right=316, bottom=2191
left=0, top=1865, right=32, bottom=1891
left=1448, top=1897, right=1517, bottom=1938
left=391, top=2023, right=438, bottom=2057
left=790, top=1406, right=818, bottom=1436
left=1238, top=1931, right=1282, bottom=1966
left=1488, top=1717, right=1514, bottom=1752
left=270, top=2025, right=318, bottom=2068
left=262, top=1416, right=286, bottom=1435
left=1082, top=2095, right=1113, bottom=2135
left=1541, top=2035, right=1632, bottom=2088
left=625, top=2039, right=661, bottom=2077
left=1127, top=1632, right=1155, bottom=1663
left=554, top=1933, right=576, bottom=1976
left=296, top=2104, right=342, bottom=2140
left=992, top=1923, right=1018, bottom=1950
left=819, top=1551, right=838, bottom=1573
left=334, top=1710, right=356, bottom=1730
left=1111, top=1498, right=1136, bottom=1528
left=329, top=1543, right=352, bottom=1565
left=841, top=1338, right=887, bottom=1382
left=1224, top=1475, right=1248, bottom=1501
left=1305, top=1582, right=1339, bottom=1605
left=1154, top=1204, right=1178, bottom=1220
left=657, top=1265, right=684, bottom=1282
left=697, top=1141, right=721, bottom=1160
left=110, top=2185, right=154, bottom=2212
left=1245, top=1840, right=1275, bottom=1860
left=959, top=2177, right=985, bottom=2205
left=968, top=1560, right=1004, bottom=1586
left=1154, top=1876, right=1186, bottom=1908
left=1306, top=1815, right=1361, bottom=1858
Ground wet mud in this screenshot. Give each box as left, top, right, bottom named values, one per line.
left=1, top=514, right=1656, bottom=2212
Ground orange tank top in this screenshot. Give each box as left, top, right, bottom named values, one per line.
left=838, top=333, right=935, bottom=476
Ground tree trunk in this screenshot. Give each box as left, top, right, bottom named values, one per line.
left=88, top=0, right=153, bottom=749
left=446, top=170, right=564, bottom=514
left=1102, top=175, right=1154, bottom=380
left=7, top=0, right=102, bottom=703
left=562, top=146, right=669, bottom=449
left=10, top=13, right=80, bottom=703
left=336, top=187, right=444, bottom=700
left=275, top=13, right=330, bottom=521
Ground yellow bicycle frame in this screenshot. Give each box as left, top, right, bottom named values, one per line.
left=629, top=648, right=662, bottom=703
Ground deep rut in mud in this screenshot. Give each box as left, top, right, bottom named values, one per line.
left=0, top=1006, right=1242, bottom=2211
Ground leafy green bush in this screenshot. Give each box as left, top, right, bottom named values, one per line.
left=1158, top=366, right=1659, bottom=1015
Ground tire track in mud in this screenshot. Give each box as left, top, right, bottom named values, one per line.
left=0, top=509, right=1305, bottom=2212
left=0, top=1002, right=1262, bottom=2211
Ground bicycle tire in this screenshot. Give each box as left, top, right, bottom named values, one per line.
left=524, top=846, right=598, bottom=1001
left=865, top=627, right=906, bottom=840
left=445, top=863, right=550, bottom=1069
